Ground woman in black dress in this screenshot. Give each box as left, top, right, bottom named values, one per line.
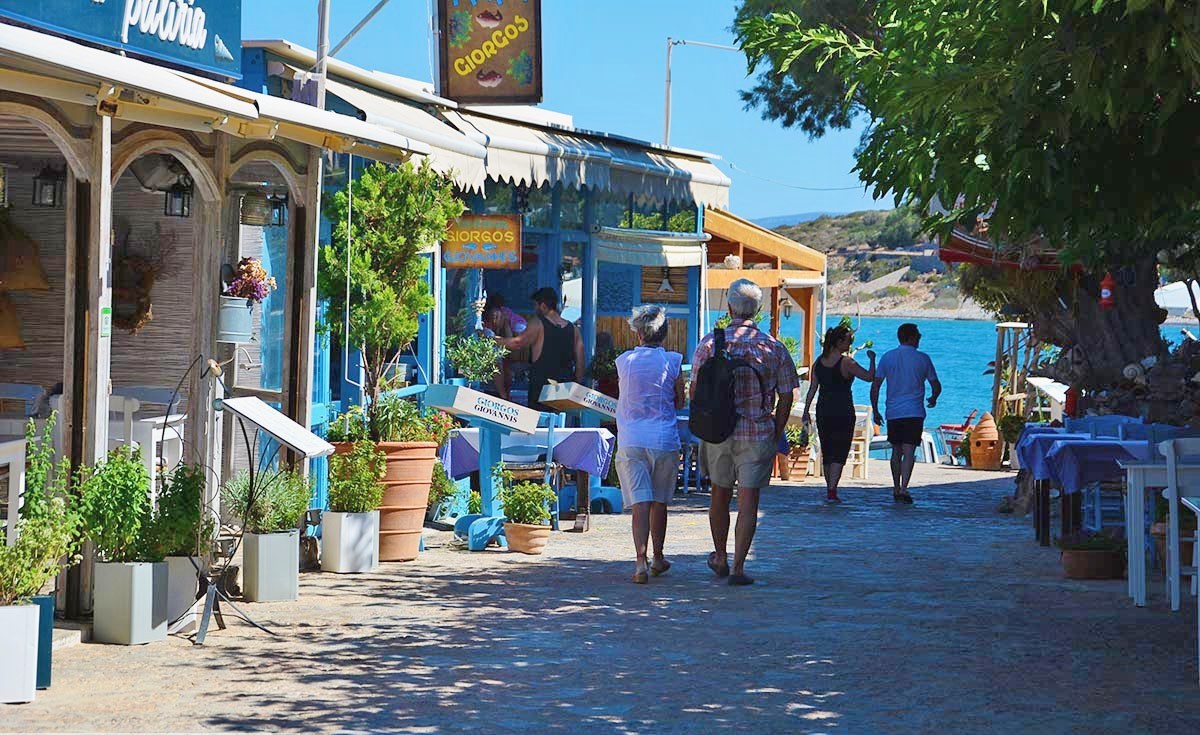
left=801, top=325, right=876, bottom=503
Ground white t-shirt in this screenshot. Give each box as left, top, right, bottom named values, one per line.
left=616, top=346, right=682, bottom=451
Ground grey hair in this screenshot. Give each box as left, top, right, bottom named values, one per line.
left=727, top=278, right=763, bottom=319
left=628, top=304, right=669, bottom=344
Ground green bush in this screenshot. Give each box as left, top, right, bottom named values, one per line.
left=328, top=441, right=384, bottom=513
left=79, top=448, right=153, bottom=563
left=445, top=334, right=508, bottom=384
left=997, top=415, right=1027, bottom=445
left=146, top=464, right=212, bottom=557
left=327, top=405, right=371, bottom=444
left=222, top=469, right=311, bottom=534
left=501, top=481, right=558, bottom=526
left=785, top=424, right=810, bottom=450
left=429, top=459, right=456, bottom=509
left=0, top=497, right=78, bottom=606
left=365, top=394, right=457, bottom=445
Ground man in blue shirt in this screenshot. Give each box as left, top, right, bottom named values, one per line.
left=871, top=323, right=941, bottom=504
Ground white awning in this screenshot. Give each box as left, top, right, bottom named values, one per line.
left=173, top=72, right=430, bottom=162
left=443, top=110, right=612, bottom=191
left=0, top=23, right=257, bottom=121
left=609, top=149, right=731, bottom=208
left=593, top=226, right=710, bottom=267
left=323, top=78, right=486, bottom=190
left=1156, top=280, right=1200, bottom=317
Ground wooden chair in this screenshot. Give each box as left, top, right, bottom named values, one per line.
left=1160, top=438, right=1200, bottom=611
left=848, top=405, right=873, bottom=480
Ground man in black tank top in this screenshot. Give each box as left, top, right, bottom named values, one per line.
left=496, top=287, right=585, bottom=411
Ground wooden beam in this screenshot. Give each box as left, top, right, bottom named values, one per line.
left=804, top=287, right=818, bottom=366
left=706, top=268, right=823, bottom=290
left=703, top=207, right=827, bottom=272
left=770, top=283, right=781, bottom=338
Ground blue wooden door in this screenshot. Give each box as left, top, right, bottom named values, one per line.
left=310, top=302, right=332, bottom=512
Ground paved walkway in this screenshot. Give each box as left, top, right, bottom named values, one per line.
left=7, top=462, right=1200, bottom=733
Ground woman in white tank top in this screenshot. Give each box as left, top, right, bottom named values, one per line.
left=614, top=305, right=686, bottom=584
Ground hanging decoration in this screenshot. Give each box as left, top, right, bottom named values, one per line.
left=240, top=191, right=272, bottom=226
left=1099, top=272, right=1116, bottom=310
left=0, top=293, right=24, bottom=349
left=0, top=209, right=49, bottom=291
left=111, top=221, right=179, bottom=333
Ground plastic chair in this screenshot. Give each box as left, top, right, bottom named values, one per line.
left=1160, top=438, right=1200, bottom=611
left=500, top=412, right=565, bottom=531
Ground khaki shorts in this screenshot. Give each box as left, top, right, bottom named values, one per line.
left=699, top=437, right=776, bottom=489
left=614, top=446, right=678, bottom=506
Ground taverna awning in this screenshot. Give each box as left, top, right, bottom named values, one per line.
left=592, top=226, right=710, bottom=267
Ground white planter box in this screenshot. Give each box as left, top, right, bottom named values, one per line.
left=243, top=531, right=299, bottom=602
left=538, top=382, right=617, bottom=419
left=0, top=604, right=38, bottom=703
left=321, top=511, right=379, bottom=574
left=165, top=557, right=200, bottom=634
left=217, top=295, right=253, bottom=344
left=92, top=562, right=168, bottom=645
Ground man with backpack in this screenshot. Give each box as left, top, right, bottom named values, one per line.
left=690, top=279, right=799, bottom=586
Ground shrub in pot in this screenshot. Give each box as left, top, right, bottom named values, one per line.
left=427, top=459, right=456, bottom=522
left=143, top=463, right=213, bottom=632
left=323, top=441, right=384, bottom=573
left=497, top=465, right=557, bottom=555
left=445, top=334, right=508, bottom=388
left=78, top=448, right=166, bottom=645
left=998, top=414, right=1027, bottom=468
left=0, top=426, right=78, bottom=704
left=222, top=469, right=310, bottom=602
left=1058, top=529, right=1126, bottom=580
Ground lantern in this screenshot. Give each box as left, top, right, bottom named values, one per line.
left=163, top=175, right=193, bottom=218
left=1099, top=272, right=1116, bottom=310
left=31, top=164, right=64, bottom=208
left=240, top=191, right=271, bottom=226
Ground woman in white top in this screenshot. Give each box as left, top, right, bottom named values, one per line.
left=615, top=305, right=686, bottom=584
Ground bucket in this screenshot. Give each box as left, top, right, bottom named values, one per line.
left=216, top=295, right=253, bottom=344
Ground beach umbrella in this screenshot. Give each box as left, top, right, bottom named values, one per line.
left=1155, top=281, right=1200, bottom=317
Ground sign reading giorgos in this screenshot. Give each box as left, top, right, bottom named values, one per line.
left=0, top=0, right=242, bottom=78
left=437, top=0, right=541, bottom=104
left=443, top=215, right=523, bottom=270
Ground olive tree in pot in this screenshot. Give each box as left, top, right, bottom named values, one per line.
left=78, top=448, right=166, bottom=645
left=143, top=464, right=213, bottom=632
left=496, top=464, right=558, bottom=555
left=222, top=469, right=311, bottom=602
left=0, top=421, right=78, bottom=703
left=445, top=334, right=508, bottom=389
left=323, top=441, right=385, bottom=573
left=319, top=159, right=464, bottom=561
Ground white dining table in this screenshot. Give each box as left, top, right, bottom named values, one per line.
left=1, top=437, right=26, bottom=545
left=1122, top=459, right=1200, bottom=607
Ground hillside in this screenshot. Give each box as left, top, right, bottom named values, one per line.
left=769, top=208, right=986, bottom=320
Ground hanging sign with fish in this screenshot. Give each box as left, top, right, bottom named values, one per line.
left=437, top=0, right=542, bottom=104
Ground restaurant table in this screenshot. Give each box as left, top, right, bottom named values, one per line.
left=0, top=437, right=26, bottom=545
left=1016, top=431, right=1093, bottom=545
left=1044, top=439, right=1151, bottom=495
left=1123, top=458, right=1200, bottom=607
left=441, top=427, right=616, bottom=480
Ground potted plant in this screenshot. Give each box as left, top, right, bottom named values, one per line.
left=445, top=333, right=508, bottom=388
left=330, top=398, right=455, bottom=562
left=954, top=428, right=973, bottom=467
left=427, top=459, right=457, bottom=522
left=588, top=345, right=620, bottom=399
left=78, top=447, right=166, bottom=645
left=218, top=256, right=277, bottom=344
left=1057, top=529, right=1126, bottom=579
left=144, top=464, right=212, bottom=631
left=222, top=469, right=311, bottom=602
left=496, top=464, right=557, bottom=555
left=323, top=441, right=385, bottom=573
left=998, top=414, right=1027, bottom=469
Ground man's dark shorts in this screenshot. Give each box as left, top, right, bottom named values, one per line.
left=887, top=418, right=924, bottom=447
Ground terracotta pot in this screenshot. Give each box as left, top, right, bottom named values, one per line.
left=1150, top=522, right=1196, bottom=579
left=1061, top=549, right=1125, bottom=579
left=789, top=448, right=811, bottom=475
left=504, top=522, right=551, bottom=555
left=332, top=441, right=437, bottom=562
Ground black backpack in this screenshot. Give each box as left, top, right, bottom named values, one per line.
left=688, top=328, right=769, bottom=444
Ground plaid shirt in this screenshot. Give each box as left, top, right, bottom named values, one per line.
left=691, top=320, right=800, bottom=442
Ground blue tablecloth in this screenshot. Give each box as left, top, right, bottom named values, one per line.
left=441, top=427, right=616, bottom=480
left=1016, top=432, right=1092, bottom=481
left=1044, top=439, right=1153, bottom=494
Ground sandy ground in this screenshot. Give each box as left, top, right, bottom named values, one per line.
left=6, top=461, right=1200, bottom=734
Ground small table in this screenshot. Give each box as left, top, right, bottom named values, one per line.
left=1123, top=460, right=1200, bottom=607
left=1017, top=432, right=1092, bottom=545
left=0, top=437, right=26, bottom=545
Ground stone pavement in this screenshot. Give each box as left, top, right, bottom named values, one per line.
left=6, top=461, right=1200, bottom=734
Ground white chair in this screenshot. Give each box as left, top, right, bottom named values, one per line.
left=1160, top=438, right=1200, bottom=612
left=112, top=387, right=187, bottom=488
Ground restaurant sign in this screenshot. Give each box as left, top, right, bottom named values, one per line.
left=0, top=0, right=242, bottom=78
left=437, top=0, right=542, bottom=104
left=443, top=214, right=522, bottom=270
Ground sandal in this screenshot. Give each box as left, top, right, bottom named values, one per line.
left=650, top=559, right=671, bottom=577
left=893, top=492, right=914, bottom=504
left=707, top=551, right=730, bottom=579
left=728, top=573, right=755, bottom=587
left=633, top=571, right=649, bottom=584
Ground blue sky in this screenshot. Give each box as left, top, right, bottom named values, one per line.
left=242, top=1, right=886, bottom=220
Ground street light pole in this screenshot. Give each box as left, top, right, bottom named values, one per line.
left=662, top=38, right=739, bottom=146
left=315, top=0, right=331, bottom=108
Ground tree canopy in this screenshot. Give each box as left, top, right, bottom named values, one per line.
left=738, top=0, right=1200, bottom=272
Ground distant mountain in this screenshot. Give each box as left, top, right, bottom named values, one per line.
left=751, top=211, right=842, bottom=229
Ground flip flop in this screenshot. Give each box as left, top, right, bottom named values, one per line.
left=825, top=495, right=842, bottom=504
left=633, top=571, right=649, bottom=584
left=894, top=492, right=914, bottom=504
left=707, top=551, right=730, bottom=579
left=728, top=573, right=755, bottom=587
left=650, top=559, right=671, bottom=577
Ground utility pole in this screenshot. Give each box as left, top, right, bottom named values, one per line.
left=315, top=0, right=331, bottom=108
left=662, top=38, right=739, bottom=146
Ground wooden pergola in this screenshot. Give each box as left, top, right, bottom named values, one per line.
left=703, top=207, right=827, bottom=366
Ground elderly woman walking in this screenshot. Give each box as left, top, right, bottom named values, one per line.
left=615, top=305, right=686, bottom=584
